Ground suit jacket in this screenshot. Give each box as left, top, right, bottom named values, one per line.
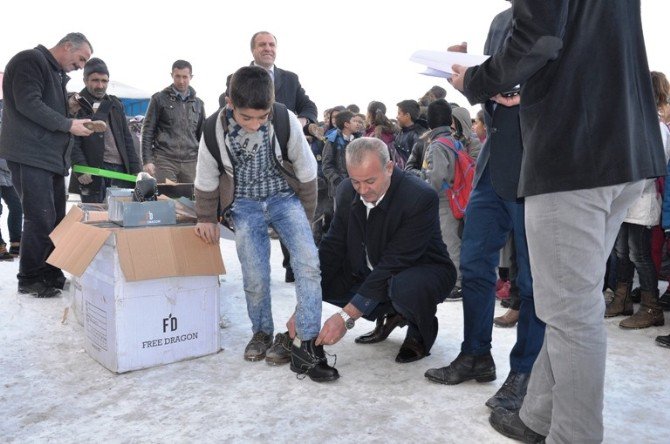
left=223, top=65, right=318, bottom=123
left=319, top=167, right=455, bottom=303
left=464, top=0, right=665, bottom=197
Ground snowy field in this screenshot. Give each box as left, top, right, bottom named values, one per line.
left=0, top=208, right=669, bottom=443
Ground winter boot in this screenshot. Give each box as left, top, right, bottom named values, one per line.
left=605, top=281, right=633, bottom=318
left=0, top=244, right=13, bottom=261
left=619, top=290, right=665, bottom=329
left=9, top=242, right=20, bottom=256
left=290, top=338, right=339, bottom=382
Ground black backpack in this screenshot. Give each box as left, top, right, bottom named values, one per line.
left=203, top=102, right=291, bottom=174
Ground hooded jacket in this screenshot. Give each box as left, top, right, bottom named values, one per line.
left=451, top=107, right=481, bottom=159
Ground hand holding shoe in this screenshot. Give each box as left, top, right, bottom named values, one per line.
left=77, top=173, right=93, bottom=185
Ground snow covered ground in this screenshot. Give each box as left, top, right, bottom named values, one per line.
left=0, top=208, right=669, bottom=443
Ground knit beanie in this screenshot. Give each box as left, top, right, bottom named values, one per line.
left=84, top=58, right=109, bottom=78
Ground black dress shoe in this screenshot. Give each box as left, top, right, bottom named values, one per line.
left=290, top=338, right=339, bottom=382
left=395, top=336, right=429, bottom=363
left=355, top=313, right=406, bottom=344
left=489, top=407, right=546, bottom=443
left=424, top=352, right=496, bottom=385
left=486, top=371, right=530, bottom=411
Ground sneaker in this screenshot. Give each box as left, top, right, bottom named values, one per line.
left=290, top=338, right=339, bottom=382
left=18, top=281, right=61, bottom=298
left=265, top=331, right=292, bottom=365
left=445, top=286, right=462, bottom=301
left=244, top=332, right=273, bottom=362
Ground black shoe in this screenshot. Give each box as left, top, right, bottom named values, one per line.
left=659, top=292, right=670, bottom=311
left=290, top=338, right=339, bottom=382
left=445, top=286, right=462, bottom=301
left=18, top=281, right=61, bottom=298
left=284, top=267, right=295, bottom=283
left=355, top=313, right=407, bottom=344
left=656, top=334, right=670, bottom=348
left=489, top=407, right=546, bottom=443
left=395, top=335, right=429, bottom=363
left=486, top=371, right=530, bottom=411
left=630, top=286, right=642, bottom=304
left=424, top=352, right=496, bottom=385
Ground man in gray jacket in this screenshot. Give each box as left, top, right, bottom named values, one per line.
left=0, top=32, right=94, bottom=297
left=142, top=60, right=205, bottom=183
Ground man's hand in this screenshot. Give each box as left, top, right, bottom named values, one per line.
left=287, top=313, right=296, bottom=339
left=492, top=93, right=521, bottom=107
left=449, top=64, right=468, bottom=92
left=70, top=119, right=93, bottom=137
left=143, top=163, right=156, bottom=176
left=77, top=173, right=93, bottom=185
left=448, top=41, right=468, bottom=53
left=194, top=222, right=220, bottom=244
left=298, top=117, right=308, bottom=128
left=316, top=313, right=347, bottom=346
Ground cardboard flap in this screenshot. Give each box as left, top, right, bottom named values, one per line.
left=47, top=222, right=112, bottom=276
left=50, top=206, right=84, bottom=246
left=115, top=226, right=225, bottom=281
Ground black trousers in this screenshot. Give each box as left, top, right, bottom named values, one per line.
left=322, top=263, right=454, bottom=352
left=8, top=161, right=65, bottom=284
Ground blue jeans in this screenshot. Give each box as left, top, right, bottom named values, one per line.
left=614, top=222, right=657, bottom=292
left=7, top=161, right=65, bottom=284
left=459, top=165, right=545, bottom=373
left=0, top=184, right=22, bottom=243
left=230, top=192, right=322, bottom=340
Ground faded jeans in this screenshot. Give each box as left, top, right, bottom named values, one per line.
left=230, top=192, right=322, bottom=340
left=521, top=180, right=644, bottom=444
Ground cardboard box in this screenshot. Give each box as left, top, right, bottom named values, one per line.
left=48, top=207, right=226, bottom=373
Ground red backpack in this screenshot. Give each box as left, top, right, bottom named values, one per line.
left=436, top=136, right=476, bottom=219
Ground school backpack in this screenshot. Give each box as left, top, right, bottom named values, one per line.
left=436, top=136, right=476, bottom=219
left=203, top=102, right=291, bottom=174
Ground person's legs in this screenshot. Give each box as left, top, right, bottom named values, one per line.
left=520, top=181, right=644, bottom=443
left=177, top=161, right=197, bottom=184
left=152, top=155, right=180, bottom=183
left=439, top=198, right=461, bottom=288
left=268, top=193, right=322, bottom=341
left=1, top=185, right=23, bottom=244
left=229, top=198, right=273, bottom=336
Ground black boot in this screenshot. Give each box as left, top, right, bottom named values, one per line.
left=290, top=338, right=339, bottom=382
left=485, top=371, right=530, bottom=411
left=424, top=352, right=496, bottom=385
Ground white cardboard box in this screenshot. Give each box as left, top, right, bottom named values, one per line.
left=49, top=207, right=225, bottom=373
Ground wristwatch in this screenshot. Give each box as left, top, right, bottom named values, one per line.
left=338, top=310, right=355, bottom=330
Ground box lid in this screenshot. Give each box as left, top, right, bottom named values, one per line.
left=48, top=207, right=226, bottom=281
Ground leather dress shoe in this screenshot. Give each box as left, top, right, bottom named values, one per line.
left=489, top=407, right=546, bottom=443
left=355, top=313, right=406, bottom=344
left=424, top=352, right=496, bottom=385
left=395, top=336, right=429, bottom=363
left=485, top=371, right=530, bottom=411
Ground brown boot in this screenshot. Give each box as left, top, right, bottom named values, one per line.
left=605, top=281, right=633, bottom=318
left=494, top=308, right=519, bottom=328
left=619, top=290, right=665, bottom=329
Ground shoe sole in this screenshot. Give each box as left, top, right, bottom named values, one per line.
left=619, top=320, right=665, bottom=330
left=604, top=310, right=634, bottom=318
left=425, top=371, right=497, bottom=385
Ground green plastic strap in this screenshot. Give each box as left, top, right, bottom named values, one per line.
left=72, top=165, right=137, bottom=182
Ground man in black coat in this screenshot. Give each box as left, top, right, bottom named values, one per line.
left=450, top=1, right=666, bottom=442
left=316, top=137, right=456, bottom=363
left=0, top=32, right=94, bottom=298
left=69, top=58, right=142, bottom=202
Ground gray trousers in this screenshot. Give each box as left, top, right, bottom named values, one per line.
left=520, top=181, right=644, bottom=444
left=439, top=197, right=462, bottom=287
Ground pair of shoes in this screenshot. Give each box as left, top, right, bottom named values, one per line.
left=284, top=267, right=295, bottom=283
left=496, top=281, right=511, bottom=300
left=485, top=371, right=530, bottom=411
left=424, top=352, right=496, bottom=385
left=355, top=313, right=407, bottom=344
left=18, top=281, right=61, bottom=298
left=290, top=338, right=339, bottom=382
left=658, top=291, right=670, bottom=311
left=83, top=120, right=107, bottom=132
left=395, top=335, right=429, bottom=363
left=494, top=308, right=519, bottom=328
left=656, top=334, right=670, bottom=348
left=0, top=244, right=14, bottom=261
left=489, top=407, right=546, bottom=443
left=445, top=286, right=462, bottom=301
left=265, top=331, right=292, bottom=365
left=9, top=242, right=19, bottom=256
left=244, top=332, right=273, bottom=361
